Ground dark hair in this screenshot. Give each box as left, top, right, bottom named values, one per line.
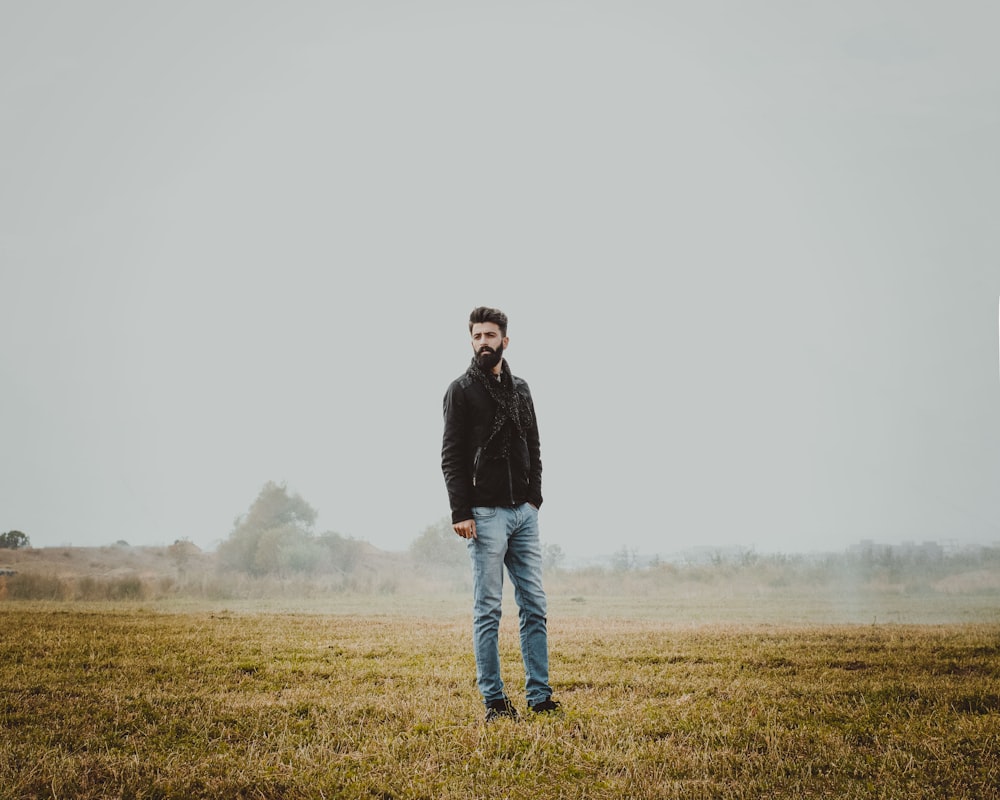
left=468, top=306, right=508, bottom=337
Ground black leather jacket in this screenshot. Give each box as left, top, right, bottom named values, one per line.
left=441, top=367, right=543, bottom=524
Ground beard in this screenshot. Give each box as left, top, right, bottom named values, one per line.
left=476, top=343, right=504, bottom=372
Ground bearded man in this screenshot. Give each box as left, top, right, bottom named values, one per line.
left=441, top=306, right=560, bottom=722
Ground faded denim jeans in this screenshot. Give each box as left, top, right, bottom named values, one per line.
left=468, top=502, right=552, bottom=707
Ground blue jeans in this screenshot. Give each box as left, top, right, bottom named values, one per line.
left=468, top=502, right=552, bottom=707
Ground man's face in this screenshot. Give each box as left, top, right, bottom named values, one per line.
left=471, top=322, right=508, bottom=372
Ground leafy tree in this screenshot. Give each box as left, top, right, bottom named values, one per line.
left=215, top=484, right=364, bottom=577
left=217, top=482, right=318, bottom=575
left=542, top=543, right=565, bottom=571
left=611, top=545, right=637, bottom=572
left=168, top=538, right=201, bottom=572
left=317, top=531, right=362, bottom=574
left=256, top=525, right=329, bottom=575
left=410, top=518, right=467, bottom=572
left=239, top=480, right=317, bottom=533
left=0, top=531, right=30, bottom=550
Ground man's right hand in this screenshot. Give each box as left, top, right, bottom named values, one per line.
left=453, top=519, right=477, bottom=539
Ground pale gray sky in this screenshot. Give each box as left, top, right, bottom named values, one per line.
left=2, top=1, right=998, bottom=557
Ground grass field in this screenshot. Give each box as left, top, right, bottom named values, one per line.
left=2, top=602, right=998, bottom=799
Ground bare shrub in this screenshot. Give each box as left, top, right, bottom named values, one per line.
left=5, top=573, right=71, bottom=600
left=76, top=576, right=105, bottom=601
left=108, top=575, right=146, bottom=600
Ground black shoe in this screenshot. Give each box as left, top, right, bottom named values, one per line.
left=529, top=698, right=562, bottom=715
left=485, top=697, right=518, bottom=722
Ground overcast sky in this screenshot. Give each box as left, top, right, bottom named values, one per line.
left=2, top=1, right=998, bottom=558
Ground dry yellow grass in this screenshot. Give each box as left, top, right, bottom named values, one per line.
left=1, top=604, right=998, bottom=799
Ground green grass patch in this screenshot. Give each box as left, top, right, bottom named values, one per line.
left=1, top=607, right=998, bottom=799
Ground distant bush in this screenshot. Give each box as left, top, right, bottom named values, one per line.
left=108, top=576, right=146, bottom=600
left=5, top=573, right=149, bottom=601
left=5, top=573, right=69, bottom=600
left=75, top=577, right=101, bottom=599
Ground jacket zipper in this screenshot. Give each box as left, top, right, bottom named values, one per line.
left=507, top=458, right=514, bottom=505
left=472, top=447, right=482, bottom=487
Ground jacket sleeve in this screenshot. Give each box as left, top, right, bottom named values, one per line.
left=524, top=385, right=543, bottom=509
left=441, top=381, right=474, bottom=523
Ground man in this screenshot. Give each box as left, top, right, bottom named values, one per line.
left=441, top=306, right=560, bottom=722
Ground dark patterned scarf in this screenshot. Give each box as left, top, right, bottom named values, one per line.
left=466, top=357, right=533, bottom=455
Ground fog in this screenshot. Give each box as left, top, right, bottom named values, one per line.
left=2, top=2, right=998, bottom=559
